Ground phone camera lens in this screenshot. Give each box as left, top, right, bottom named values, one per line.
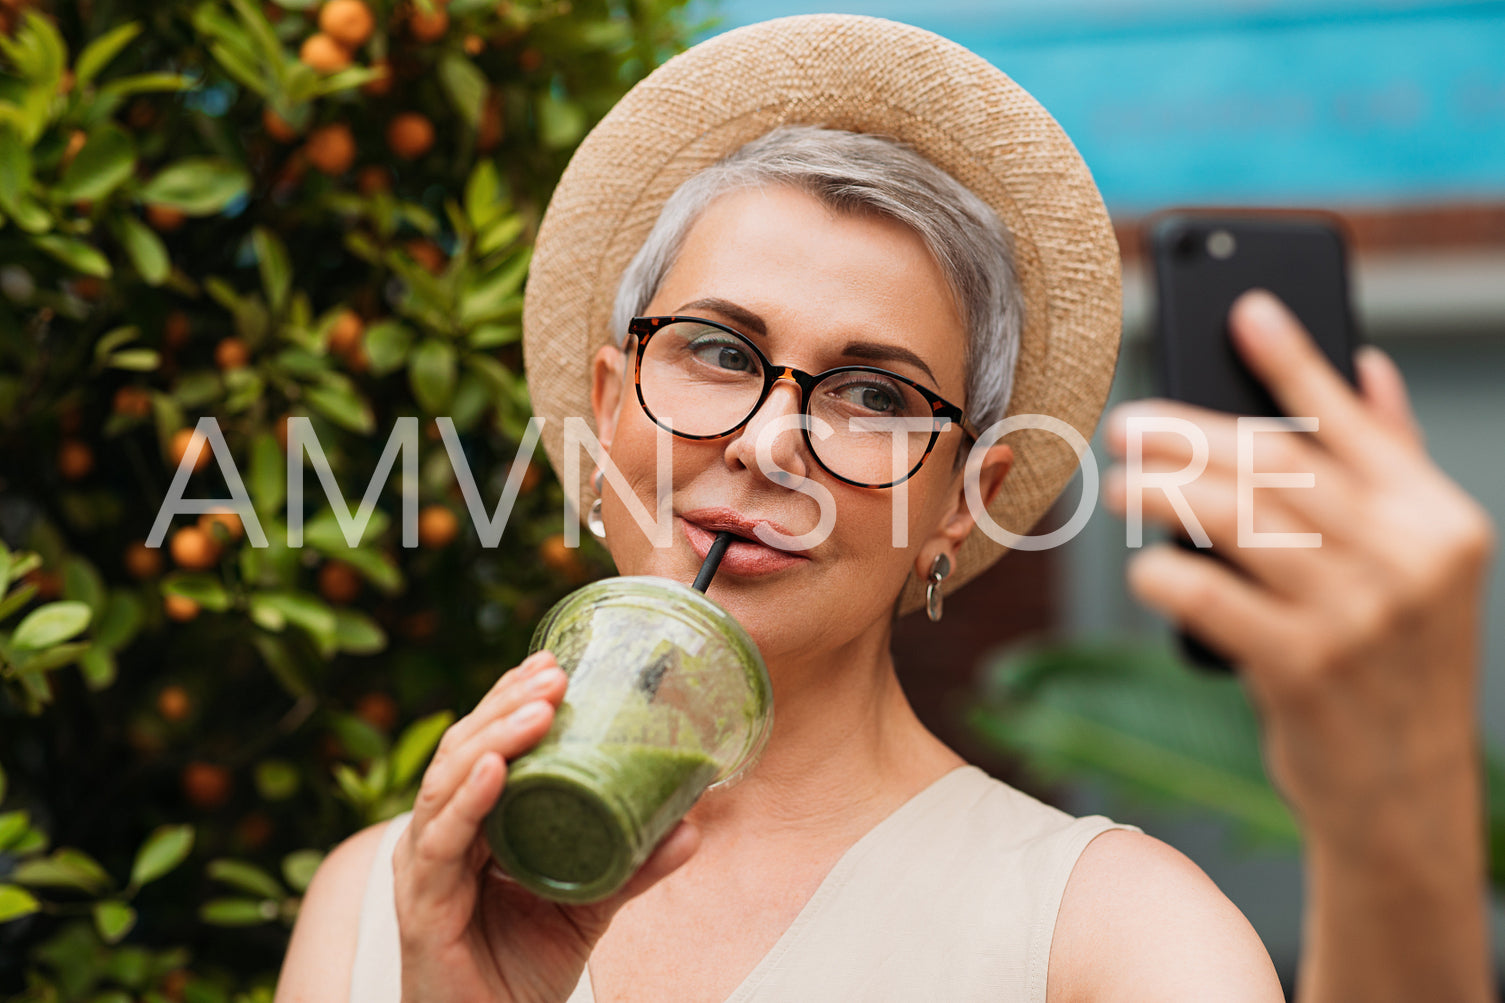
left=1171, top=230, right=1200, bottom=261
left=1206, top=229, right=1237, bottom=260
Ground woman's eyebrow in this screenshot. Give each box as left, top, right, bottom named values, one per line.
left=675, top=297, right=767, bottom=336
left=673, top=296, right=940, bottom=384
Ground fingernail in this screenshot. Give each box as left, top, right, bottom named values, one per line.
left=516, top=652, right=552, bottom=677
left=510, top=700, right=550, bottom=726
left=1235, top=289, right=1290, bottom=333
left=528, top=666, right=564, bottom=695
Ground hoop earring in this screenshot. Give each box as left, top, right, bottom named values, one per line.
left=587, top=468, right=606, bottom=539
left=926, top=553, right=951, bottom=623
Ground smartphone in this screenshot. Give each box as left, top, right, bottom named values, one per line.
left=1148, top=213, right=1361, bottom=672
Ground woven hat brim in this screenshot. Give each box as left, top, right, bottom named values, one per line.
left=523, top=13, right=1122, bottom=616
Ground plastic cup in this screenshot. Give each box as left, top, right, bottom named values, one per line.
left=485, top=576, right=772, bottom=903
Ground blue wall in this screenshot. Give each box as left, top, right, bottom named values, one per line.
left=705, top=1, right=1505, bottom=211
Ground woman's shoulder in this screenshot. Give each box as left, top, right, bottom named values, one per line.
left=273, top=817, right=404, bottom=1003
left=1046, top=827, right=1284, bottom=1003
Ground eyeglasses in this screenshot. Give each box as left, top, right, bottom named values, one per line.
left=626, top=315, right=976, bottom=488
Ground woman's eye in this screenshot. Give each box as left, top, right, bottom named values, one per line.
left=837, top=383, right=900, bottom=413
left=689, top=339, right=752, bottom=372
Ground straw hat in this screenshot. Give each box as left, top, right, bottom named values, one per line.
left=523, top=13, right=1122, bottom=616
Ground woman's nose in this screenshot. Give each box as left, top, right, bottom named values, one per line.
left=726, top=375, right=812, bottom=486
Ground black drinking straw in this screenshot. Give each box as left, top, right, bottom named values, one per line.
left=691, top=531, right=733, bottom=593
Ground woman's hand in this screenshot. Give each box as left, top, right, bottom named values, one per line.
left=394, top=651, right=701, bottom=1003
left=1102, top=290, right=1496, bottom=1002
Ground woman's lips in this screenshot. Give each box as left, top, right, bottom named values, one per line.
left=679, top=516, right=810, bottom=576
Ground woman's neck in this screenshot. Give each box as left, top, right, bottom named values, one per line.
left=686, top=622, right=965, bottom=842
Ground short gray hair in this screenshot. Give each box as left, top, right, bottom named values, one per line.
left=610, top=125, right=1024, bottom=433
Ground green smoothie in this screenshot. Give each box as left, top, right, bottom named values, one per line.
left=484, top=577, right=772, bottom=904
left=488, top=743, right=719, bottom=900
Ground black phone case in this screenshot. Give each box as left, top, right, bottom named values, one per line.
left=1148, top=214, right=1361, bottom=673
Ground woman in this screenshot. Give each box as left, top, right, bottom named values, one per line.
left=277, top=15, right=1495, bottom=1003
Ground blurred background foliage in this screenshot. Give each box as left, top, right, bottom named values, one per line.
left=0, top=0, right=698, bottom=997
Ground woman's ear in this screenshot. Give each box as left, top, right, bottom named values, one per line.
left=912, top=441, right=1013, bottom=580
left=590, top=344, right=626, bottom=450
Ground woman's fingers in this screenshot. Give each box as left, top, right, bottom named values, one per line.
left=411, top=658, right=566, bottom=832
left=400, top=701, right=560, bottom=926
left=1354, top=344, right=1426, bottom=451
left=1227, top=290, right=1378, bottom=470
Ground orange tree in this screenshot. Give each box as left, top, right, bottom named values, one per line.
left=0, top=0, right=698, bottom=997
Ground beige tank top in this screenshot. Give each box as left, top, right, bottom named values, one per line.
left=350, top=765, right=1139, bottom=1002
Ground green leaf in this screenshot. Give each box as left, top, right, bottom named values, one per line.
left=61, top=557, right=106, bottom=615
left=130, top=824, right=195, bottom=888
left=333, top=608, right=385, bottom=655
left=332, top=545, right=403, bottom=595
left=252, top=226, right=290, bottom=312
left=99, top=72, right=198, bottom=100
left=409, top=340, right=456, bottom=413
left=0, top=884, right=41, bottom=924
left=253, top=759, right=300, bottom=802
left=0, top=541, right=11, bottom=596
left=161, top=573, right=232, bottom=612
left=107, top=348, right=162, bottom=371
left=467, top=323, right=520, bottom=350
left=463, top=159, right=503, bottom=231
left=93, top=900, right=137, bottom=944
left=207, top=859, right=284, bottom=900
left=328, top=713, right=387, bottom=762
left=458, top=248, right=530, bottom=327
left=0, top=123, right=35, bottom=212
left=75, top=22, right=143, bottom=85
left=200, top=897, right=275, bottom=926
left=475, top=215, right=524, bottom=258
left=113, top=214, right=170, bottom=285
left=93, top=590, right=144, bottom=650
left=13, top=600, right=92, bottom=649
left=363, top=319, right=413, bottom=375
left=249, top=592, right=336, bottom=646
left=248, top=432, right=285, bottom=515
left=12, top=848, right=112, bottom=892
left=138, top=158, right=249, bottom=216
left=57, top=125, right=135, bottom=202
left=305, top=383, right=375, bottom=435
left=0, top=811, right=29, bottom=849
left=536, top=94, right=586, bottom=150
left=281, top=849, right=323, bottom=893
left=78, top=647, right=117, bottom=690
left=173, top=371, right=223, bottom=408
left=14, top=639, right=89, bottom=674
left=438, top=53, right=487, bottom=130
left=391, top=710, right=455, bottom=788
left=31, top=234, right=112, bottom=278
left=94, top=324, right=139, bottom=359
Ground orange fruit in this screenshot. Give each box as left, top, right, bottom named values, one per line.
left=145, top=204, right=187, bottom=232
left=170, top=526, right=221, bottom=570
left=360, top=58, right=393, bottom=97
left=23, top=569, right=63, bottom=600
left=275, top=414, right=292, bottom=452
left=72, top=276, right=104, bottom=300
left=404, top=238, right=445, bottom=274
left=356, top=164, right=391, bottom=195
left=198, top=508, right=244, bottom=543
left=157, top=684, right=191, bottom=722
left=237, top=812, right=274, bottom=849
left=299, top=32, right=352, bottom=73
left=519, top=47, right=542, bottom=73
left=182, top=762, right=232, bottom=808
left=164, top=310, right=192, bottom=348
left=327, top=308, right=364, bottom=354
left=463, top=33, right=483, bottom=55
left=407, top=5, right=448, bottom=42
left=317, top=560, right=362, bottom=603
left=417, top=504, right=459, bottom=548
left=518, top=460, right=542, bottom=494
left=304, top=122, right=357, bottom=175
left=169, top=427, right=211, bottom=473
left=539, top=532, right=586, bottom=579
left=386, top=112, right=434, bottom=160
left=355, top=692, right=399, bottom=732
left=113, top=386, right=153, bottom=418
left=262, top=107, right=300, bottom=143
left=214, top=337, right=250, bottom=370
left=164, top=593, right=201, bottom=622
left=61, top=129, right=86, bottom=168
left=58, top=439, right=94, bottom=480
left=124, top=541, right=164, bottom=580
left=477, top=93, right=503, bottom=151
left=401, top=609, right=438, bottom=640
left=318, top=0, right=374, bottom=48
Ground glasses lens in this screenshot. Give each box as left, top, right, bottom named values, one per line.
left=639, top=321, right=766, bottom=436
left=809, top=371, right=946, bottom=486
